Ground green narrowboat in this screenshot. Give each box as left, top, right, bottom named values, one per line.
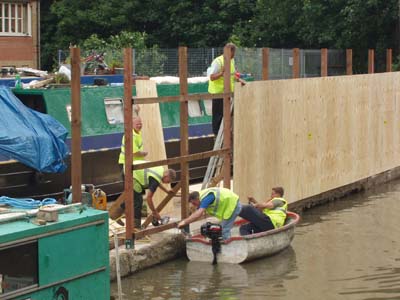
left=0, top=83, right=214, bottom=200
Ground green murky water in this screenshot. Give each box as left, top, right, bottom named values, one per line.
left=111, top=179, right=400, bottom=299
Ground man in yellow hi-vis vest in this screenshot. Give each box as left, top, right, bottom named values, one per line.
left=239, top=186, right=288, bottom=235
left=118, top=116, right=148, bottom=165
left=208, top=43, right=246, bottom=136
left=177, top=187, right=242, bottom=240
left=120, top=163, right=176, bottom=228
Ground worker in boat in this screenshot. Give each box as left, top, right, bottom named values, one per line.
left=177, top=187, right=242, bottom=240
left=120, top=163, right=177, bottom=228
left=208, top=42, right=246, bottom=136
left=239, top=186, right=288, bottom=235
left=118, top=115, right=147, bottom=165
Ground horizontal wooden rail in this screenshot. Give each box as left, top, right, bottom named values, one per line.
left=132, top=148, right=230, bottom=170
left=133, top=221, right=179, bottom=240
left=132, top=92, right=232, bottom=104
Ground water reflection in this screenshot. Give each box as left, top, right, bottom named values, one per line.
left=182, top=247, right=297, bottom=299
left=111, top=247, right=297, bottom=300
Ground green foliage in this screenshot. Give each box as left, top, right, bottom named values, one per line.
left=40, top=0, right=399, bottom=72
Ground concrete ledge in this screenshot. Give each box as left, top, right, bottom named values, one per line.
left=109, top=229, right=185, bottom=280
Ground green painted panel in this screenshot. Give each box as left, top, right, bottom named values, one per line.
left=0, top=209, right=107, bottom=245
left=157, top=82, right=211, bottom=128
left=14, top=271, right=110, bottom=300
left=38, top=219, right=109, bottom=285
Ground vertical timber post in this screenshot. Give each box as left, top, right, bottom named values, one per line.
left=321, top=48, right=328, bottom=77
left=386, top=49, right=392, bottom=72
left=346, top=49, right=353, bottom=75
left=262, top=48, right=269, bottom=80
left=292, top=48, right=300, bottom=78
left=179, top=47, right=189, bottom=224
left=368, top=49, right=375, bottom=74
left=124, top=48, right=134, bottom=248
left=223, top=46, right=231, bottom=188
left=70, top=47, right=82, bottom=203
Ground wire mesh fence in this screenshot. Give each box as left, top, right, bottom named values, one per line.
left=57, top=47, right=347, bottom=80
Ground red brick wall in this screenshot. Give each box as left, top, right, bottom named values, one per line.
left=0, top=37, right=35, bottom=62
left=0, top=1, right=39, bottom=69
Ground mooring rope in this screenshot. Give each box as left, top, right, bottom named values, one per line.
left=0, top=196, right=57, bottom=209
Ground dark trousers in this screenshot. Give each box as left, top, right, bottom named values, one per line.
left=239, top=204, right=275, bottom=235
left=212, top=98, right=223, bottom=136
left=120, top=191, right=144, bottom=221
left=120, top=165, right=144, bottom=221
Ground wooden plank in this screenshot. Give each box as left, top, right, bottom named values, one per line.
left=386, top=49, right=392, bottom=72
left=133, top=222, right=178, bottom=240
left=233, top=72, right=400, bottom=205
left=262, top=48, right=269, bottom=80
left=179, top=46, right=189, bottom=220
left=223, top=45, right=231, bottom=188
left=368, top=49, right=374, bottom=74
left=321, top=48, right=328, bottom=77
left=133, top=92, right=231, bottom=104
left=292, top=48, right=300, bottom=78
left=122, top=149, right=229, bottom=170
left=70, top=47, right=82, bottom=203
left=123, top=48, right=134, bottom=240
left=346, top=49, right=353, bottom=75
left=135, top=79, right=172, bottom=213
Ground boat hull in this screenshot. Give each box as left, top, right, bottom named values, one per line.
left=0, top=136, right=214, bottom=200
left=186, top=212, right=300, bottom=264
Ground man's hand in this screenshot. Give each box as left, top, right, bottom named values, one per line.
left=248, top=196, right=257, bottom=204
left=152, top=210, right=161, bottom=220
left=177, top=220, right=186, bottom=228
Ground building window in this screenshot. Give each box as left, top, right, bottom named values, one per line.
left=0, top=2, right=31, bottom=36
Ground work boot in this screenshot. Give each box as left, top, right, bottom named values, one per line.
left=134, top=218, right=142, bottom=229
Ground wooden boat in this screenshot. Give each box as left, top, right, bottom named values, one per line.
left=0, top=80, right=214, bottom=200
left=185, top=211, right=300, bottom=264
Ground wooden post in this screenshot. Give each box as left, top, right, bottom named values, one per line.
left=179, top=47, right=189, bottom=220
left=368, top=49, right=375, bottom=74
left=292, top=48, right=300, bottom=78
left=223, top=46, right=231, bottom=188
left=262, top=48, right=269, bottom=80
left=346, top=49, right=353, bottom=75
left=70, top=47, right=82, bottom=203
left=123, top=48, right=134, bottom=248
left=386, top=48, right=392, bottom=72
left=321, top=48, right=328, bottom=77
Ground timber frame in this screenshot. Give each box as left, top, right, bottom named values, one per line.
left=69, top=46, right=393, bottom=249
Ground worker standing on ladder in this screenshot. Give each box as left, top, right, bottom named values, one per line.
left=208, top=43, right=246, bottom=136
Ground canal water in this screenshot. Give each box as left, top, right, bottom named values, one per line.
left=111, top=179, right=400, bottom=299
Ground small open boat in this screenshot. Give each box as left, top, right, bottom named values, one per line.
left=186, top=211, right=300, bottom=264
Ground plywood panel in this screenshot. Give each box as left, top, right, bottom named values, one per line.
left=135, top=80, right=173, bottom=214
left=234, top=72, right=400, bottom=204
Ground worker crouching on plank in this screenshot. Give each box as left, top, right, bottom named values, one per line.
left=239, top=186, right=287, bottom=235
left=177, top=187, right=242, bottom=241
left=121, top=163, right=176, bottom=228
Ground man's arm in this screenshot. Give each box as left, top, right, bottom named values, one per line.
left=177, top=208, right=206, bottom=228
left=133, top=150, right=148, bottom=158
left=145, top=190, right=161, bottom=220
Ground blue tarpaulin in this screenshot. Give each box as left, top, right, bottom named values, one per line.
left=0, top=86, right=68, bottom=173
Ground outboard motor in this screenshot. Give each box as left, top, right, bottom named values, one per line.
left=200, top=222, right=222, bottom=265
